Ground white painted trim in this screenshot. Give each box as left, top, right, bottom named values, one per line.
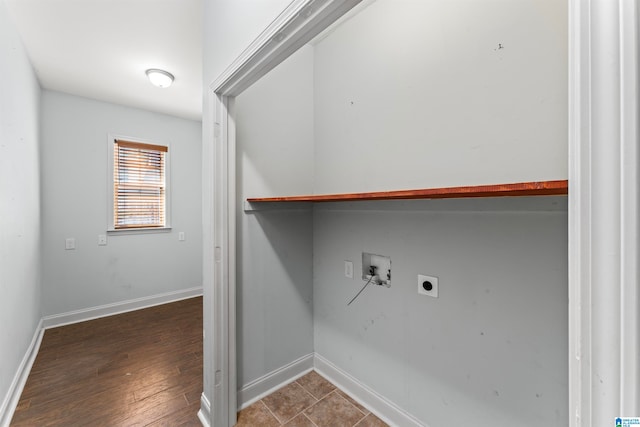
left=619, top=0, right=640, bottom=412
left=211, top=0, right=363, bottom=97
left=107, top=227, right=172, bottom=236
left=237, top=353, right=314, bottom=409
left=206, top=92, right=235, bottom=427
left=201, top=89, right=238, bottom=427
left=233, top=352, right=425, bottom=426
left=226, top=97, right=237, bottom=426
left=568, top=0, right=640, bottom=424
left=567, top=0, right=588, bottom=424
left=204, top=1, right=362, bottom=426
left=198, top=393, right=212, bottom=427
left=201, top=69, right=216, bottom=427
left=41, top=287, right=202, bottom=329
left=0, top=320, right=44, bottom=427
left=314, top=354, right=425, bottom=427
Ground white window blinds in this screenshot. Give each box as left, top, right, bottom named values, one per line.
left=113, top=139, right=167, bottom=229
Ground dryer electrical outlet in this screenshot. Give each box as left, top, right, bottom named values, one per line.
left=418, top=274, right=438, bottom=298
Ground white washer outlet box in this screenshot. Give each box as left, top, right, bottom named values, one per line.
left=418, top=274, right=438, bottom=298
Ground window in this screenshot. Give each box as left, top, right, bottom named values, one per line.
left=110, top=138, right=170, bottom=231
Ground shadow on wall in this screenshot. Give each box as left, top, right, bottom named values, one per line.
left=236, top=207, right=314, bottom=386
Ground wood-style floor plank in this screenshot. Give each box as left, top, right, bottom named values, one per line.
left=10, top=296, right=203, bottom=427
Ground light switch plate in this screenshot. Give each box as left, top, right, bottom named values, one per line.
left=344, top=261, right=353, bottom=279
left=65, top=238, right=76, bottom=250
left=98, top=235, right=107, bottom=246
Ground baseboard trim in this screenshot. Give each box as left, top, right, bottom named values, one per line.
left=41, top=287, right=203, bottom=329
left=0, top=319, right=44, bottom=427
left=197, top=393, right=211, bottom=427
left=314, top=353, right=426, bottom=427
left=238, top=353, right=314, bottom=409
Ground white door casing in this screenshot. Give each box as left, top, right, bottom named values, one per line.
left=568, top=0, right=640, bottom=425
left=201, top=1, right=363, bottom=426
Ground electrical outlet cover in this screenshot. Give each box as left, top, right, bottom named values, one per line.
left=418, top=274, right=438, bottom=298
left=344, top=261, right=353, bottom=279
left=65, top=238, right=76, bottom=250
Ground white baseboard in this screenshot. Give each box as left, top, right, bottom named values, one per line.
left=235, top=353, right=424, bottom=426
left=238, top=353, right=314, bottom=409
left=0, top=319, right=44, bottom=427
left=197, top=393, right=211, bottom=427
left=41, top=287, right=203, bottom=329
left=314, top=353, right=426, bottom=427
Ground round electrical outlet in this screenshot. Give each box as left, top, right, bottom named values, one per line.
left=417, top=274, right=439, bottom=298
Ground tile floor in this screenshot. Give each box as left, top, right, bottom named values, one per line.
left=236, top=371, right=388, bottom=427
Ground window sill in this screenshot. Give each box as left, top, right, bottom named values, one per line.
left=107, top=227, right=172, bottom=236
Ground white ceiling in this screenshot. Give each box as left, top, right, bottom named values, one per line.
left=5, top=0, right=203, bottom=121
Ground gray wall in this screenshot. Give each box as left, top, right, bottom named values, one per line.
left=313, top=198, right=568, bottom=426
left=0, top=0, right=42, bottom=417
left=40, top=91, right=202, bottom=316
left=235, top=46, right=315, bottom=388
left=313, top=0, right=567, bottom=193
left=311, top=1, right=568, bottom=426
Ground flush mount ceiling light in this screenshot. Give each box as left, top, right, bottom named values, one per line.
left=145, top=69, right=174, bottom=88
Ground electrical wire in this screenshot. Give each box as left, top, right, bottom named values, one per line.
left=347, top=274, right=375, bottom=306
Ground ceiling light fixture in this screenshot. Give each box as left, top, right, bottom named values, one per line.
left=146, top=69, right=174, bottom=88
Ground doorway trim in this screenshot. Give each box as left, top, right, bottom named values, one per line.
left=568, top=0, right=640, bottom=425
left=201, top=1, right=363, bottom=426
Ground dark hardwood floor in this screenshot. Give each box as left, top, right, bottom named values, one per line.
left=10, top=296, right=203, bottom=427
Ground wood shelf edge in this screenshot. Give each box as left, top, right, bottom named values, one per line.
left=246, top=180, right=569, bottom=203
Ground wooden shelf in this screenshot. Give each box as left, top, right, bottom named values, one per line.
left=246, top=180, right=568, bottom=203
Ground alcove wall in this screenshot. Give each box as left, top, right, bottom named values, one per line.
left=234, top=0, right=568, bottom=425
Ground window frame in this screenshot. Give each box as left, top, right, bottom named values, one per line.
left=107, top=134, right=171, bottom=234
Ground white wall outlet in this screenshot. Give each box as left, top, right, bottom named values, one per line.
left=344, top=261, right=353, bottom=279
left=98, top=235, right=107, bottom=246
left=65, top=238, right=76, bottom=250
left=178, top=232, right=186, bottom=241
left=418, top=274, right=438, bottom=298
